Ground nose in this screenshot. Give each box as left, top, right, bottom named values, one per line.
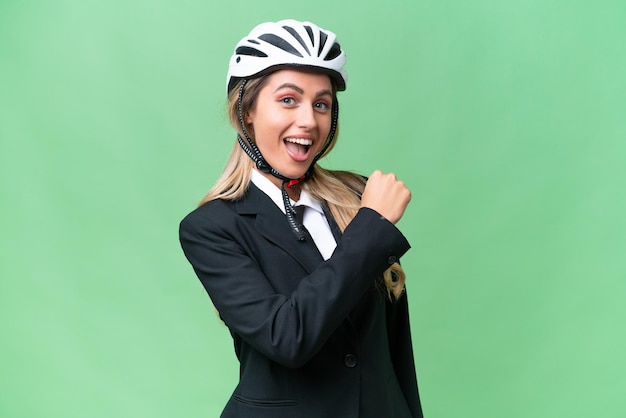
left=296, top=103, right=316, bottom=130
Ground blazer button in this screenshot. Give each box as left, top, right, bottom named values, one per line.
left=388, top=255, right=397, bottom=265
left=344, top=354, right=358, bottom=368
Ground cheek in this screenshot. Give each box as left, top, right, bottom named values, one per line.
left=247, top=110, right=267, bottom=137
left=255, top=114, right=289, bottom=140
left=318, top=115, right=332, bottom=136
left=251, top=119, right=282, bottom=151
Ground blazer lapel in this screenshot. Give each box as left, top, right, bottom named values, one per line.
left=233, top=184, right=324, bottom=273
left=322, top=204, right=343, bottom=243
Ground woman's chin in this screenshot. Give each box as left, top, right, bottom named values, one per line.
left=272, top=160, right=313, bottom=180
left=282, top=169, right=309, bottom=180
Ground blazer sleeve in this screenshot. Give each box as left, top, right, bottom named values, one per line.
left=179, top=206, right=410, bottom=368
left=387, top=290, right=424, bottom=418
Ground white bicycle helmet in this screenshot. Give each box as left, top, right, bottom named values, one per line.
left=226, top=19, right=347, bottom=92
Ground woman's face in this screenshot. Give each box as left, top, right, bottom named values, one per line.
left=247, top=69, right=333, bottom=186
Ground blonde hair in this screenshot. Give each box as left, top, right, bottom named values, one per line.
left=200, top=76, right=406, bottom=300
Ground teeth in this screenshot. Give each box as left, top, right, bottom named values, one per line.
left=284, top=137, right=313, bottom=146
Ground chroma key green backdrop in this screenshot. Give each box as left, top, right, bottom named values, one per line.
left=1, top=0, right=625, bottom=417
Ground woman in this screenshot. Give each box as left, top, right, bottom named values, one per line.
left=179, top=19, right=424, bottom=418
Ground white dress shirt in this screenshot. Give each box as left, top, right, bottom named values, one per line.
left=250, top=169, right=337, bottom=260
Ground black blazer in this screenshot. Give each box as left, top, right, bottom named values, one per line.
left=179, top=183, right=423, bottom=418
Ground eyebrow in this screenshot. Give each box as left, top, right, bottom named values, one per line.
left=274, top=83, right=332, bottom=98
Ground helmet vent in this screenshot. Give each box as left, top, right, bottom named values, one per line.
left=248, top=39, right=260, bottom=44
left=282, top=26, right=311, bottom=56
left=317, top=31, right=328, bottom=56
left=259, top=33, right=303, bottom=57
left=235, top=46, right=268, bottom=58
left=304, top=26, right=315, bottom=44
left=325, top=42, right=342, bottom=61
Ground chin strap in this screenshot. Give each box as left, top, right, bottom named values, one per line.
left=282, top=179, right=307, bottom=241
left=236, top=78, right=339, bottom=240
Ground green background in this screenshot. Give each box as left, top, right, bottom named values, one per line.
left=1, top=0, right=625, bottom=417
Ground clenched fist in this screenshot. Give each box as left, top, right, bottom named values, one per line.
left=360, top=170, right=411, bottom=224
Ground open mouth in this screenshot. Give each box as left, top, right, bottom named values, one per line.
left=284, top=137, right=313, bottom=160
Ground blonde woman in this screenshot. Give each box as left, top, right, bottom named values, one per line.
left=179, top=19, right=424, bottom=418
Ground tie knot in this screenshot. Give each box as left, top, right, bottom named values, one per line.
left=294, top=205, right=306, bottom=225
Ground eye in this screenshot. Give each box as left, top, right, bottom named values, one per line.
left=279, top=97, right=296, bottom=105
left=314, top=101, right=330, bottom=111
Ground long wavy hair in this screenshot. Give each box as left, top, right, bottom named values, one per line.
left=200, top=75, right=406, bottom=300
